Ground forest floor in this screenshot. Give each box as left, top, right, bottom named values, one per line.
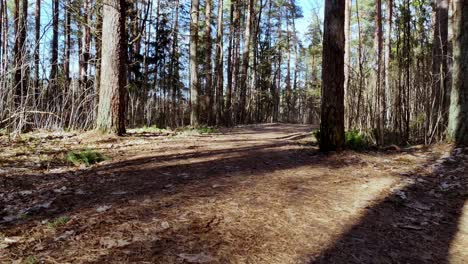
left=0, top=124, right=467, bottom=264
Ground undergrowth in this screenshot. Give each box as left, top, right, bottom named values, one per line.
left=312, top=129, right=369, bottom=151
left=176, top=126, right=219, bottom=135
left=345, top=130, right=368, bottom=150
left=67, top=149, right=106, bottom=166
left=24, top=256, right=38, bottom=264
left=196, top=127, right=219, bottom=134
left=134, top=125, right=165, bottom=133
left=47, top=216, right=70, bottom=229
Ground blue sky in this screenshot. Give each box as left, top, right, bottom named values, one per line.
left=296, top=0, right=323, bottom=39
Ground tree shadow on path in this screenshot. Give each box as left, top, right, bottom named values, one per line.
left=309, top=148, right=468, bottom=264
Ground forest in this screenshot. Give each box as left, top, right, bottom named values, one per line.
left=0, top=0, right=467, bottom=263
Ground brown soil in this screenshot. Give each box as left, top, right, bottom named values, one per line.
left=0, top=124, right=467, bottom=263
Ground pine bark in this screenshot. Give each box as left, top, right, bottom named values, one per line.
left=215, top=0, right=224, bottom=125
left=205, top=0, right=213, bottom=124
left=320, top=0, right=345, bottom=151
left=190, top=0, right=200, bottom=126
left=13, top=0, right=28, bottom=106
left=49, top=0, right=59, bottom=98
left=96, top=0, right=127, bottom=135
left=238, top=0, right=255, bottom=124
left=384, top=0, right=393, bottom=133
left=80, top=0, right=91, bottom=91
left=344, top=0, right=351, bottom=128
left=447, top=0, right=468, bottom=144
left=431, top=0, right=449, bottom=139
left=375, top=0, right=384, bottom=145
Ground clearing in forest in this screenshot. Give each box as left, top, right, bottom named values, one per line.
left=0, top=124, right=467, bottom=263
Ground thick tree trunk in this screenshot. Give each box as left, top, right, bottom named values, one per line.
left=96, top=0, right=127, bottom=135
left=447, top=0, right=468, bottom=144
left=190, top=0, right=200, bottom=126
left=320, top=0, right=345, bottom=151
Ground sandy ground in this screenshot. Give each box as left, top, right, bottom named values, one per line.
left=0, top=124, right=467, bottom=263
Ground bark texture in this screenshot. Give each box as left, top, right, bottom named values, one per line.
left=190, top=0, right=200, bottom=126
left=320, top=0, right=345, bottom=151
left=431, top=0, right=449, bottom=138
left=96, top=0, right=127, bottom=135
left=448, top=0, right=468, bottom=144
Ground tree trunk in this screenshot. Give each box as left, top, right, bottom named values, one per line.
left=320, top=0, right=345, bottom=151
left=80, top=0, right=91, bottom=91
left=49, top=0, right=59, bottom=102
left=355, top=0, right=364, bottom=130
left=34, top=0, right=40, bottom=101
left=431, top=0, right=449, bottom=140
left=344, top=0, right=351, bottom=128
left=238, top=0, right=255, bottom=124
left=374, top=0, right=384, bottom=145
left=170, top=0, right=180, bottom=127
left=384, top=0, right=392, bottom=135
left=64, top=3, right=71, bottom=91
left=274, top=5, right=282, bottom=123
left=96, top=0, right=127, bottom=135
left=447, top=0, right=468, bottom=144
left=285, top=12, right=292, bottom=121
left=94, top=4, right=103, bottom=121
left=13, top=0, right=28, bottom=107
left=225, top=0, right=234, bottom=125
left=205, top=0, right=213, bottom=124
left=215, top=0, right=224, bottom=125
left=190, top=0, right=200, bottom=126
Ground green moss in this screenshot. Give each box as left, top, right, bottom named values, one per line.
left=67, top=149, right=106, bottom=166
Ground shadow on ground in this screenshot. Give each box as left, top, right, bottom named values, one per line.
left=309, top=148, right=467, bottom=264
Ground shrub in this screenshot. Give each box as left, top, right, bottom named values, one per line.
left=67, top=149, right=106, bottom=166
left=196, top=126, right=219, bottom=134
left=345, top=130, right=368, bottom=150
left=312, top=129, right=321, bottom=144
left=311, top=129, right=368, bottom=150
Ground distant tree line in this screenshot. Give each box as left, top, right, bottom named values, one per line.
left=0, top=0, right=467, bottom=148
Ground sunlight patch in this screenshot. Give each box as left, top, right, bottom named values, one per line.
left=449, top=201, right=468, bottom=264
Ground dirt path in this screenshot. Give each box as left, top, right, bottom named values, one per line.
left=0, top=124, right=467, bottom=263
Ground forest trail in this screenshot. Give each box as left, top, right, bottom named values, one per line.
left=0, top=124, right=467, bottom=263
